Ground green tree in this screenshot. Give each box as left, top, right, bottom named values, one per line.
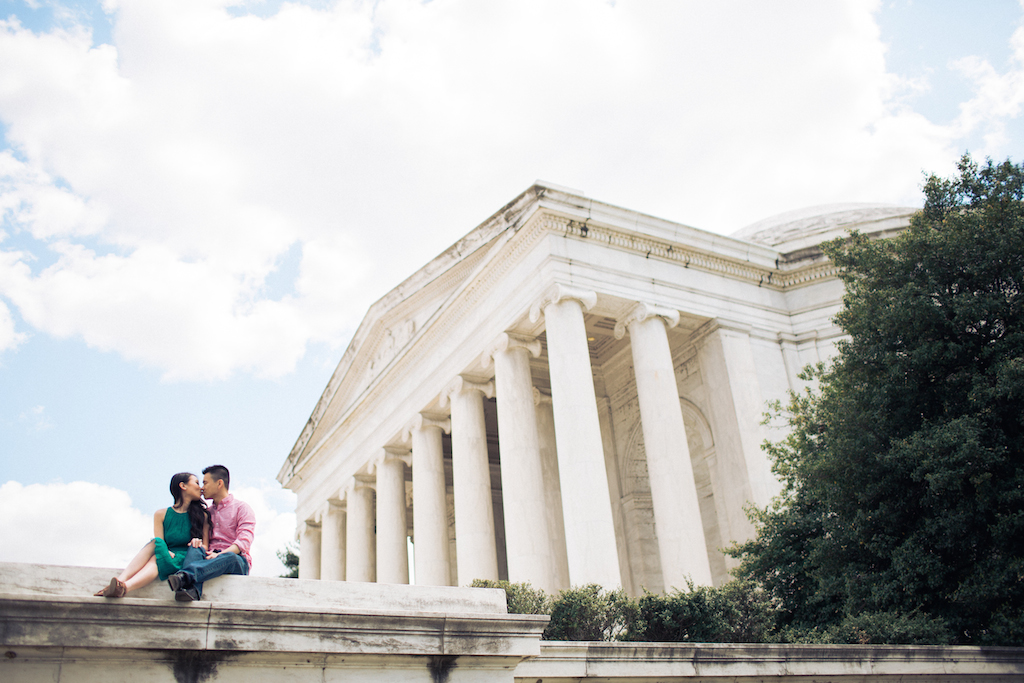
left=731, top=155, right=1024, bottom=645
left=277, top=543, right=299, bottom=578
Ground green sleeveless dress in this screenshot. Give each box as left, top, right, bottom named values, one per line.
left=153, top=508, right=193, bottom=581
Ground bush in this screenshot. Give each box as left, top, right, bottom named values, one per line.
left=470, top=579, right=550, bottom=615
left=629, top=580, right=775, bottom=643
left=780, top=611, right=953, bottom=645
left=544, top=584, right=639, bottom=641
left=718, top=580, right=777, bottom=643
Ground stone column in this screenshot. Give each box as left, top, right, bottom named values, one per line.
left=298, top=520, right=321, bottom=580
left=697, top=323, right=780, bottom=549
left=530, top=284, right=622, bottom=588
left=443, top=376, right=499, bottom=585
left=616, top=302, right=714, bottom=588
left=534, top=387, right=570, bottom=592
left=375, top=448, right=410, bottom=585
left=320, top=500, right=346, bottom=582
left=407, top=413, right=453, bottom=586
left=346, top=478, right=376, bottom=583
left=488, top=333, right=556, bottom=594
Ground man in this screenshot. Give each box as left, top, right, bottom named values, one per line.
left=168, top=464, right=255, bottom=602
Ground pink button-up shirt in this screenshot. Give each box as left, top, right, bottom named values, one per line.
left=209, top=493, right=256, bottom=568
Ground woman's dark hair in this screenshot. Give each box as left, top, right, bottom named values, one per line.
left=169, top=472, right=211, bottom=541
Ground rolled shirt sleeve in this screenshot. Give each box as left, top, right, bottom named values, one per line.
left=230, top=502, right=256, bottom=568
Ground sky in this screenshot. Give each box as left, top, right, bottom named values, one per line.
left=1, top=0, right=1023, bottom=578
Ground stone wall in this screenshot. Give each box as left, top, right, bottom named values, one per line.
left=4, top=563, right=1023, bottom=682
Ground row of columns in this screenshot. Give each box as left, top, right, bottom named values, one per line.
left=300, top=285, right=714, bottom=591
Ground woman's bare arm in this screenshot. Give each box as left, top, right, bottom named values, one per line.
left=153, top=508, right=165, bottom=540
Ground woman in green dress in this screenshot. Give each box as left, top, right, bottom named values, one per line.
left=95, top=472, right=211, bottom=597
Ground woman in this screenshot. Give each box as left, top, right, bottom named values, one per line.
left=95, top=472, right=211, bottom=597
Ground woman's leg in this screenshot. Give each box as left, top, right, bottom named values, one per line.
left=123, top=555, right=159, bottom=593
left=97, top=539, right=156, bottom=595
left=117, top=540, right=155, bottom=583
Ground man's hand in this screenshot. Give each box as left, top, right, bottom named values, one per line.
left=206, top=544, right=240, bottom=560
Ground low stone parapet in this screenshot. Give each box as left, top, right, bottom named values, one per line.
left=3, top=563, right=1024, bottom=682
left=0, top=562, right=546, bottom=682
left=521, top=641, right=1024, bottom=681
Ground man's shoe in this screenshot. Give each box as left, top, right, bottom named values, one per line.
left=175, top=586, right=201, bottom=602
left=167, top=572, right=187, bottom=592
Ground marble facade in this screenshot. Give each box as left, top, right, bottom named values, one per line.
left=278, top=184, right=916, bottom=593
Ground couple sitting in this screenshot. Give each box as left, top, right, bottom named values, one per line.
left=95, top=464, right=255, bottom=602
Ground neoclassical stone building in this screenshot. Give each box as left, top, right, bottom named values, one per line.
left=277, top=184, right=914, bottom=595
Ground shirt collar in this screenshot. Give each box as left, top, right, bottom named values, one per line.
left=211, top=493, right=234, bottom=509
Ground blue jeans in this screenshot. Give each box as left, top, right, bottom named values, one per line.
left=179, top=546, right=249, bottom=598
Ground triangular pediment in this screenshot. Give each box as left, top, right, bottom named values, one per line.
left=281, top=186, right=546, bottom=474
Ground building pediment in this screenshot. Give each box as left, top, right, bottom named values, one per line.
left=280, top=186, right=548, bottom=479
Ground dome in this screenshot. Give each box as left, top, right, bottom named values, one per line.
left=732, top=203, right=919, bottom=254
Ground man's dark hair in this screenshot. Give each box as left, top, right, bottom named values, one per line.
left=203, top=464, right=230, bottom=490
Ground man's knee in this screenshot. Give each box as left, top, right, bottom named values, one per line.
left=214, top=552, right=248, bottom=576
left=182, top=546, right=206, bottom=567
left=230, top=554, right=249, bottom=576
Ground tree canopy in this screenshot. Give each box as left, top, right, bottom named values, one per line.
left=731, top=155, right=1024, bottom=645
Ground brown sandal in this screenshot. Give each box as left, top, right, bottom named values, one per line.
left=98, top=577, right=127, bottom=598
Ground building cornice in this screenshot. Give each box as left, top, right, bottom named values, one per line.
left=548, top=215, right=838, bottom=291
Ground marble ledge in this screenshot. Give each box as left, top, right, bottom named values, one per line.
left=520, top=641, right=1024, bottom=680
left=0, top=562, right=508, bottom=613
left=0, top=593, right=548, bottom=657
left=0, top=562, right=547, bottom=659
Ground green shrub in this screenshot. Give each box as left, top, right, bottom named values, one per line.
left=629, top=580, right=775, bottom=643
left=781, top=611, right=953, bottom=645
left=718, top=580, right=777, bottom=642
left=470, top=579, right=550, bottom=615
left=544, top=584, right=639, bottom=641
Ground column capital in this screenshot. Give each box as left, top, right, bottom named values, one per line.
left=532, top=386, right=552, bottom=406
left=613, top=301, right=681, bottom=340
left=529, top=283, right=598, bottom=323
left=439, top=375, right=495, bottom=407
left=312, top=504, right=326, bottom=524
left=346, top=473, right=376, bottom=496
left=403, top=412, right=451, bottom=441
left=372, top=446, right=412, bottom=471
left=484, top=332, right=541, bottom=364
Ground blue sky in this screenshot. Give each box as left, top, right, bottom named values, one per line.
left=1, top=0, right=1023, bottom=577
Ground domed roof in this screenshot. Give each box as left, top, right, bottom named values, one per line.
left=732, top=203, right=919, bottom=254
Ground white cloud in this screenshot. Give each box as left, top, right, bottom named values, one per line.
left=0, top=151, right=108, bottom=239
left=0, top=479, right=297, bottom=578
left=950, top=22, right=1024, bottom=156
left=0, top=298, right=26, bottom=353
left=0, top=480, right=152, bottom=567
left=17, top=404, right=53, bottom=431
left=0, top=0, right=1020, bottom=379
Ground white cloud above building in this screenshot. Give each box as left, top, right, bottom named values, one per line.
left=0, top=0, right=1021, bottom=382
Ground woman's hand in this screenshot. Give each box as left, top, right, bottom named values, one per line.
left=187, top=537, right=205, bottom=548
